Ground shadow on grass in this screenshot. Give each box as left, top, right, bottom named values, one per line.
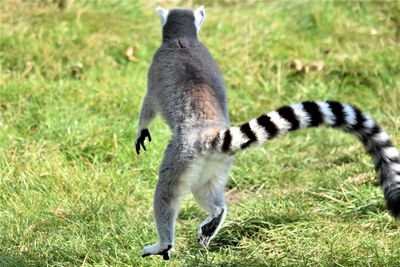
left=210, top=220, right=272, bottom=249
left=189, top=260, right=275, bottom=267
left=0, top=252, right=45, bottom=267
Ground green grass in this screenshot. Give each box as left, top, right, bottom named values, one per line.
left=1, top=0, right=400, bottom=266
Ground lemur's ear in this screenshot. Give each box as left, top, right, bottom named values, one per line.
left=155, top=6, right=169, bottom=26
left=194, top=5, right=206, bottom=32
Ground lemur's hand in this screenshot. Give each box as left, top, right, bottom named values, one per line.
left=141, top=242, right=172, bottom=260
left=135, top=129, right=151, bottom=155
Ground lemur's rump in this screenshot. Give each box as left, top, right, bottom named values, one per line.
left=136, top=6, right=399, bottom=260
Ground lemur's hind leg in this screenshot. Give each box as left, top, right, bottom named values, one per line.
left=191, top=155, right=233, bottom=247
left=141, top=139, right=195, bottom=260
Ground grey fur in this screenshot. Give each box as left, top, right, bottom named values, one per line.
left=136, top=7, right=400, bottom=260
left=137, top=7, right=231, bottom=259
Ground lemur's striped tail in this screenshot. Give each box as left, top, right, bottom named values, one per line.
left=205, top=101, right=400, bottom=217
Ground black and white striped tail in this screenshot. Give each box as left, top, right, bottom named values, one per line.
left=206, top=100, right=400, bottom=217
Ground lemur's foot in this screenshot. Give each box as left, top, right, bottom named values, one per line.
left=135, top=129, right=151, bottom=155
left=141, top=242, right=172, bottom=260
left=198, top=208, right=226, bottom=247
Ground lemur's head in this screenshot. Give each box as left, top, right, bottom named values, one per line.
left=156, top=6, right=205, bottom=41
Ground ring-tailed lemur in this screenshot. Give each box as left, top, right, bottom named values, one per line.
left=135, top=6, right=400, bottom=260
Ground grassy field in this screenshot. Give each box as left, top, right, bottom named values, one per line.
left=1, top=0, right=400, bottom=266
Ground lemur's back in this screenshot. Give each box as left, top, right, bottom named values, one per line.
left=147, top=10, right=229, bottom=133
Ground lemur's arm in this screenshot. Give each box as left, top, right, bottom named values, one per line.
left=136, top=93, right=157, bottom=154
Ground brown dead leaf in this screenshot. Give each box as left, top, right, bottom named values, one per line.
left=310, top=60, right=324, bottom=72
left=303, top=64, right=311, bottom=73
left=290, top=59, right=303, bottom=71
left=19, top=244, right=27, bottom=253
left=54, top=207, right=69, bottom=219
left=290, top=59, right=324, bottom=73
left=346, top=173, right=375, bottom=185
left=126, top=45, right=138, bottom=62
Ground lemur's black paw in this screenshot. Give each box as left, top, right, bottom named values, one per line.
left=198, top=208, right=226, bottom=247
left=141, top=243, right=172, bottom=260
left=135, top=129, right=151, bottom=155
